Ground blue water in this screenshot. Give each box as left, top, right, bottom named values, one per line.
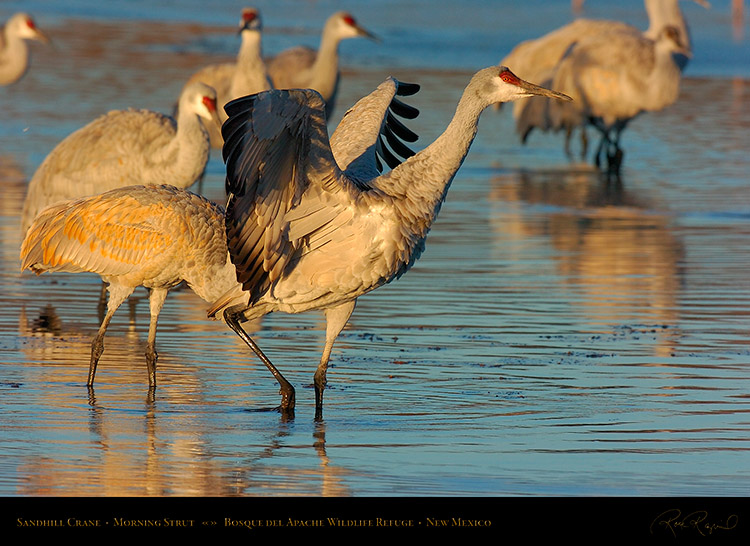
left=1, top=0, right=749, bottom=506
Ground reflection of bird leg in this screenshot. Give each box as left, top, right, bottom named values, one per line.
left=224, top=310, right=296, bottom=417
left=564, top=126, right=573, bottom=159
left=594, top=130, right=609, bottom=169
left=580, top=127, right=588, bottom=162
left=314, top=301, right=356, bottom=421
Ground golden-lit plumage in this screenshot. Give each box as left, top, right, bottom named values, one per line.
left=20, top=184, right=237, bottom=388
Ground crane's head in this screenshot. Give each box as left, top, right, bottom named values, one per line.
left=181, top=82, right=222, bottom=130
left=330, top=11, right=379, bottom=42
left=8, top=13, right=49, bottom=44
left=483, top=66, right=572, bottom=106
left=238, top=7, right=262, bottom=34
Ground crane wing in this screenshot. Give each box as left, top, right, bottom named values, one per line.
left=220, top=88, right=358, bottom=305
left=330, top=76, right=420, bottom=184
left=20, top=187, right=175, bottom=278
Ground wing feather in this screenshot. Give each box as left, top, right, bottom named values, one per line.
left=21, top=190, right=173, bottom=278
left=221, top=89, right=349, bottom=304
left=329, top=77, right=420, bottom=181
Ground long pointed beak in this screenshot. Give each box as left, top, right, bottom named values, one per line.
left=210, top=107, right=222, bottom=132
left=356, top=25, right=380, bottom=43
left=519, top=79, right=572, bottom=102
left=36, top=30, right=50, bottom=44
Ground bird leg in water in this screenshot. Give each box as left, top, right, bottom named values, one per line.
left=224, top=310, right=296, bottom=414
left=313, top=300, right=356, bottom=420
left=145, top=288, right=168, bottom=388
left=87, top=285, right=134, bottom=386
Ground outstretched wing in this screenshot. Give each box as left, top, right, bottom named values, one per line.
left=220, top=88, right=358, bottom=305
left=330, top=77, right=420, bottom=183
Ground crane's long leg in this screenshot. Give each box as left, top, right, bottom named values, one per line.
left=145, top=288, right=167, bottom=388
left=224, top=310, right=296, bottom=414
left=606, top=122, right=628, bottom=176
left=97, top=281, right=108, bottom=323
left=314, top=300, right=356, bottom=420
left=88, top=284, right=134, bottom=386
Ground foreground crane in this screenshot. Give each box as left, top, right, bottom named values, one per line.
left=209, top=65, right=570, bottom=419
left=21, top=66, right=571, bottom=420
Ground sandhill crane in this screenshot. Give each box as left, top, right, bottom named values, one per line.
left=20, top=184, right=239, bottom=388
left=264, top=11, right=378, bottom=119
left=0, top=12, right=49, bottom=86
left=21, top=81, right=220, bottom=235
left=179, top=7, right=272, bottom=148
left=501, top=0, right=707, bottom=158
left=548, top=25, right=690, bottom=175
left=207, top=66, right=571, bottom=419
left=16, top=79, right=419, bottom=393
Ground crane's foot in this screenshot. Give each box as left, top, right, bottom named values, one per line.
left=269, top=382, right=295, bottom=420
left=278, top=382, right=296, bottom=410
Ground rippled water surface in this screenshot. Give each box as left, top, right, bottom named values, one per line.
left=1, top=0, right=749, bottom=499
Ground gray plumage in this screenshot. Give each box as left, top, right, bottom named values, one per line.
left=547, top=25, right=690, bottom=173
left=0, top=12, right=48, bottom=86
left=21, top=81, right=220, bottom=234
left=264, top=11, right=378, bottom=119
left=501, top=0, right=704, bottom=158
left=180, top=7, right=272, bottom=148
left=207, top=66, right=571, bottom=419
left=15, top=78, right=420, bottom=394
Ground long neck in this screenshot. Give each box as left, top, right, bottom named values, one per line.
left=230, top=31, right=271, bottom=98
left=643, top=43, right=683, bottom=111
left=155, top=109, right=210, bottom=187
left=0, top=28, right=30, bottom=84
left=377, top=88, right=487, bottom=230
left=308, top=26, right=341, bottom=100
left=644, top=0, right=689, bottom=47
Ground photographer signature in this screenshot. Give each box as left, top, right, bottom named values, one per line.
left=650, top=509, right=738, bottom=538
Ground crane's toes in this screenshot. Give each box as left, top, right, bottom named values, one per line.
left=279, top=385, right=296, bottom=410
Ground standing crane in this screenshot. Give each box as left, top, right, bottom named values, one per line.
left=500, top=0, right=707, bottom=159
left=179, top=7, right=272, bottom=148
left=20, top=185, right=239, bottom=389
left=264, top=11, right=378, bottom=119
left=17, top=77, right=420, bottom=395
left=547, top=25, right=689, bottom=175
left=0, top=12, right=49, bottom=86
left=21, top=81, right=220, bottom=235
left=208, top=66, right=571, bottom=419
left=20, top=66, right=571, bottom=420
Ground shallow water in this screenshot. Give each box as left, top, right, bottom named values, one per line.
left=1, top=0, right=750, bottom=500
